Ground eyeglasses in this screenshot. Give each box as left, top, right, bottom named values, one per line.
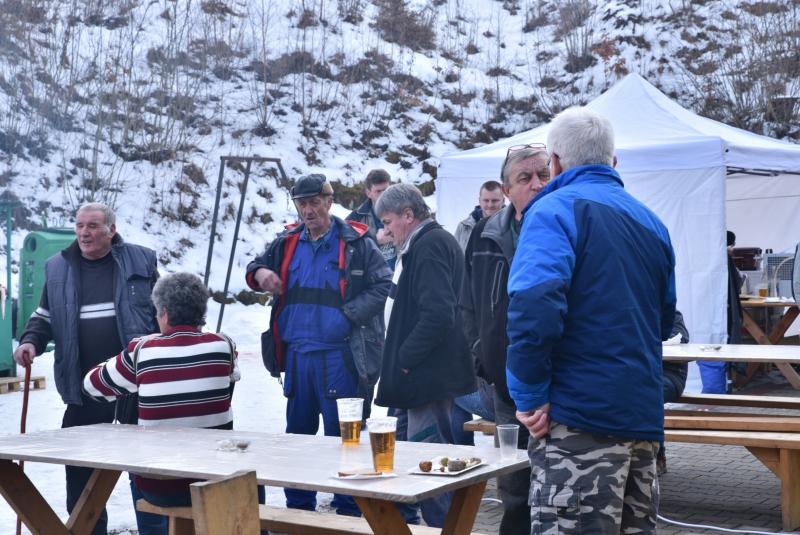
left=505, top=143, right=546, bottom=159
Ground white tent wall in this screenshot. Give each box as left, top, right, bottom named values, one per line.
left=435, top=166, right=729, bottom=350
left=726, top=173, right=800, bottom=254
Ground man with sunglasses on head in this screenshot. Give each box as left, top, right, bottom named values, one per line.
left=507, top=108, right=676, bottom=534
left=459, top=143, right=550, bottom=535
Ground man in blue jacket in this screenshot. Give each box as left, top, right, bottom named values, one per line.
left=246, top=174, right=391, bottom=517
left=507, top=108, right=676, bottom=535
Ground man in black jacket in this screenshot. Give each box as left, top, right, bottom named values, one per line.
left=375, top=183, right=476, bottom=528
left=459, top=144, right=550, bottom=535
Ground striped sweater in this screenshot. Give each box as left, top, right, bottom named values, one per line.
left=83, top=325, right=240, bottom=492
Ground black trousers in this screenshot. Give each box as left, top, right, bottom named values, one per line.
left=62, top=396, right=117, bottom=535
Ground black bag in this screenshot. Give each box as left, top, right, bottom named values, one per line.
left=261, top=329, right=281, bottom=378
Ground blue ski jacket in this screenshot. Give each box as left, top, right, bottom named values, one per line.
left=506, top=164, right=676, bottom=442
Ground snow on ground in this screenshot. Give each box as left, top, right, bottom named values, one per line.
left=0, top=301, right=398, bottom=534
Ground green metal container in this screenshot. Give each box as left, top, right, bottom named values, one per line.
left=15, top=228, right=75, bottom=339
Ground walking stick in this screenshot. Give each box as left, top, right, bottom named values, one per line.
left=16, top=363, right=31, bottom=535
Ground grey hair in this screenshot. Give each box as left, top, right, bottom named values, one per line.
left=151, top=272, right=209, bottom=328
left=77, top=203, right=116, bottom=233
left=374, top=183, right=431, bottom=221
left=547, top=107, right=615, bottom=171
left=500, top=148, right=549, bottom=186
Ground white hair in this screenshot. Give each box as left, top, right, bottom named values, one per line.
left=77, top=203, right=116, bottom=233
left=547, top=107, right=615, bottom=171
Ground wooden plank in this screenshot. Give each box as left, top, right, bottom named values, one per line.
left=741, top=310, right=770, bottom=345
left=672, top=393, right=800, bottom=410
left=355, top=496, right=413, bottom=535
left=190, top=470, right=260, bottom=535
left=780, top=448, right=800, bottom=530
left=0, top=459, right=71, bottom=535
left=463, top=418, right=496, bottom=434
left=665, top=409, right=800, bottom=418
left=775, top=362, right=800, bottom=389
left=664, top=429, right=800, bottom=449
left=665, top=415, right=800, bottom=432
left=137, top=499, right=480, bottom=535
left=769, top=308, right=800, bottom=345
left=0, top=376, right=47, bottom=395
left=746, top=447, right=780, bottom=477
left=66, top=468, right=122, bottom=535
left=170, top=516, right=196, bottom=535
left=442, top=481, right=487, bottom=535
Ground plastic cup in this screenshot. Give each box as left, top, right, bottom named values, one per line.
left=366, top=417, right=397, bottom=471
left=497, top=424, right=520, bottom=461
left=336, top=398, right=364, bottom=445
left=758, top=283, right=768, bottom=298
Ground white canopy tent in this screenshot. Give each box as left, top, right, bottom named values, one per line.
left=437, top=73, right=800, bottom=359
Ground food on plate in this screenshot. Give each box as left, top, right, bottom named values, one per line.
left=447, top=459, right=466, bottom=472
left=419, top=456, right=483, bottom=473
left=338, top=469, right=382, bottom=477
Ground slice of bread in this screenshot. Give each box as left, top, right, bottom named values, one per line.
left=338, top=468, right=382, bottom=477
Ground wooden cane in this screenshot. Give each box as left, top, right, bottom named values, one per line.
left=16, top=363, right=31, bottom=535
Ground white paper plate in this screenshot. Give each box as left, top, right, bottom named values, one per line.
left=407, top=462, right=484, bottom=477
left=328, top=471, right=398, bottom=480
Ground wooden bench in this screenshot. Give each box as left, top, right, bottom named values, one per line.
left=664, top=428, right=800, bottom=530
left=137, top=478, right=482, bottom=535
left=465, top=412, right=800, bottom=530
left=0, top=375, right=46, bottom=394
left=672, top=392, right=800, bottom=411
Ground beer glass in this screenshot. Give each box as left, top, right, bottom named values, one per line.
left=336, top=398, right=364, bottom=445
left=366, top=417, right=397, bottom=471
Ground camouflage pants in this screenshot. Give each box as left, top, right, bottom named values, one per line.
left=528, top=422, right=659, bottom=535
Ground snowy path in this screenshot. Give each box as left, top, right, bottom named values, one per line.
left=0, top=303, right=393, bottom=534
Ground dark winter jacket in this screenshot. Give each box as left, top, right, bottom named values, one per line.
left=245, top=216, right=392, bottom=387
left=346, top=198, right=397, bottom=271
left=375, top=220, right=477, bottom=409
left=664, top=310, right=690, bottom=399
left=459, top=204, right=517, bottom=405
left=20, top=235, right=159, bottom=405
left=507, top=164, right=676, bottom=442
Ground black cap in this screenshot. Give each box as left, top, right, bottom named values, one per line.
left=291, top=174, right=328, bottom=199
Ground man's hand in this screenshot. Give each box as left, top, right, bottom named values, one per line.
left=254, top=268, right=283, bottom=294
left=13, top=343, right=37, bottom=367
left=376, top=228, right=392, bottom=246
left=516, top=403, right=551, bottom=439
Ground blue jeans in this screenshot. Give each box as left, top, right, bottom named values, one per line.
left=408, top=399, right=455, bottom=528
left=284, top=349, right=361, bottom=516
left=452, top=380, right=495, bottom=446
left=492, top=391, right=531, bottom=535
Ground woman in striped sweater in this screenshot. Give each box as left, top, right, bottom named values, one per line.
left=83, top=272, right=240, bottom=535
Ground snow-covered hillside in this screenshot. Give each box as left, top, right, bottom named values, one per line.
left=1, top=0, right=798, bottom=301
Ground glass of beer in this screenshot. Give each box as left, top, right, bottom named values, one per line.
left=366, top=417, right=397, bottom=472
left=336, top=398, right=364, bottom=445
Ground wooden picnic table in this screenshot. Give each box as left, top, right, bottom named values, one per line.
left=662, top=342, right=800, bottom=389
left=736, top=297, right=799, bottom=386
left=0, top=424, right=527, bottom=535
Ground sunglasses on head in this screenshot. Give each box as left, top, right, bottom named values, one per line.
left=505, top=143, right=547, bottom=159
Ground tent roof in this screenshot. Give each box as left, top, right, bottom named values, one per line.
left=438, top=73, right=800, bottom=178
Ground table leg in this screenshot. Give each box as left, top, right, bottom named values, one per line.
left=780, top=448, right=800, bottom=530
left=736, top=308, right=800, bottom=389
left=354, top=496, right=413, bottom=535
left=768, top=308, right=799, bottom=345
left=441, top=481, right=487, bottom=535
left=66, top=468, right=122, bottom=535
left=0, top=459, right=71, bottom=535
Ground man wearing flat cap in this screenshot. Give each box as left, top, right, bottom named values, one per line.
left=246, top=174, right=392, bottom=517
